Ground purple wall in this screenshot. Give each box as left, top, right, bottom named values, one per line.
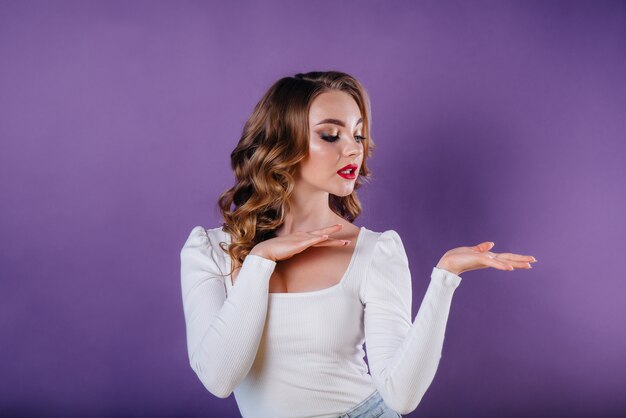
left=1, top=1, right=624, bottom=417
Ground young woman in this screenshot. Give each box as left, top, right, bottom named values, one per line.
left=180, top=71, right=536, bottom=418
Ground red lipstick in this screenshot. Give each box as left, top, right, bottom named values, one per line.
left=337, top=164, right=358, bottom=180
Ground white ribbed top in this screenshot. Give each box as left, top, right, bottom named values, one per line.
left=180, top=225, right=462, bottom=417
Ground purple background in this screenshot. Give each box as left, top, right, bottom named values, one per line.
left=1, top=1, right=625, bottom=417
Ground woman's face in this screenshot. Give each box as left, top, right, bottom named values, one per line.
left=298, top=90, right=365, bottom=197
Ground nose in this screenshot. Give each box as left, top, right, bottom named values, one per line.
left=342, top=137, right=362, bottom=159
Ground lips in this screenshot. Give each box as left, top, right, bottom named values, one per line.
left=338, top=163, right=357, bottom=172
left=337, top=163, right=358, bottom=179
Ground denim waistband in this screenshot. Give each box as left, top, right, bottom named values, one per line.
left=337, top=390, right=401, bottom=418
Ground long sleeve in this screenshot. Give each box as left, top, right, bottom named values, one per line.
left=180, top=226, right=277, bottom=398
left=362, top=230, right=462, bottom=415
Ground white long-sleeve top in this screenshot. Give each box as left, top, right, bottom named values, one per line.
left=180, top=225, right=462, bottom=417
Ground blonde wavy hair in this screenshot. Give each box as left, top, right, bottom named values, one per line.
left=216, top=71, right=376, bottom=276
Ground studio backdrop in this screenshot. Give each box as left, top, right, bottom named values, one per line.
left=1, top=1, right=624, bottom=417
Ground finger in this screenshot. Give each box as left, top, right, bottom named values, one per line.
left=305, top=235, right=348, bottom=245
left=474, top=241, right=494, bottom=252
left=500, top=259, right=533, bottom=269
left=308, top=224, right=344, bottom=235
left=503, top=253, right=537, bottom=263
left=312, top=238, right=351, bottom=247
left=483, top=256, right=515, bottom=271
left=312, top=234, right=329, bottom=241
left=484, top=253, right=531, bottom=270
left=304, top=234, right=329, bottom=246
left=497, top=252, right=537, bottom=262
left=498, top=253, right=537, bottom=264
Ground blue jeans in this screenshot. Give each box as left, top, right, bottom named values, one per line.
left=337, top=390, right=403, bottom=418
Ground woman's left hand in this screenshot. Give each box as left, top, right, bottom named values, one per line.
left=435, top=242, right=537, bottom=276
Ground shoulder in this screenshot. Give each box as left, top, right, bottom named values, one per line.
left=377, top=228, right=402, bottom=242
left=180, top=226, right=229, bottom=276
left=367, top=228, right=408, bottom=263
left=357, top=227, right=407, bottom=267
left=355, top=226, right=404, bottom=249
left=182, top=225, right=229, bottom=253
left=204, top=226, right=229, bottom=242
left=366, top=228, right=404, bottom=250
left=358, top=228, right=410, bottom=303
left=184, top=225, right=227, bottom=238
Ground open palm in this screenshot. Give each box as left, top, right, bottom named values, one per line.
left=436, top=241, right=537, bottom=276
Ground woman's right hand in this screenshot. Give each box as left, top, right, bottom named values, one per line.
left=249, top=224, right=349, bottom=262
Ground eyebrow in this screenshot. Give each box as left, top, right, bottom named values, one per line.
left=314, top=117, right=363, bottom=128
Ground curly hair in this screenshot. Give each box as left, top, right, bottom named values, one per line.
left=216, top=70, right=376, bottom=277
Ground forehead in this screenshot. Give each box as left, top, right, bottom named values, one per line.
left=309, top=90, right=361, bottom=124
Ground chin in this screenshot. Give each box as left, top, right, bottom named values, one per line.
left=331, top=188, right=355, bottom=198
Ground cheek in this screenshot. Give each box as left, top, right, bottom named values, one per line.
left=306, top=140, right=334, bottom=170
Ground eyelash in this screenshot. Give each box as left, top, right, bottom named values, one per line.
left=320, top=133, right=367, bottom=143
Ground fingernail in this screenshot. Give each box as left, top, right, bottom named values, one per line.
left=531, top=257, right=537, bottom=262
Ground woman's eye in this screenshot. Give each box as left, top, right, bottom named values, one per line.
left=320, top=133, right=367, bottom=143
left=320, top=133, right=340, bottom=142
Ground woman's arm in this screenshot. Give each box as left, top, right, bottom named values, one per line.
left=361, top=230, right=462, bottom=415
left=180, top=226, right=276, bottom=398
